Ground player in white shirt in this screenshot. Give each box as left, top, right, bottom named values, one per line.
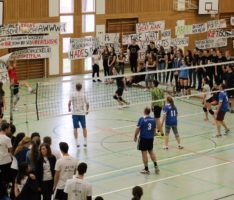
left=68, top=83, right=89, bottom=148
left=64, top=162, right=92, bottom=200
left=54, top=142, right=78, bottom=200
left=0, top=123, right=12, bottom=196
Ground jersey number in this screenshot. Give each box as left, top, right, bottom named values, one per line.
left=147, top=123, right=152, bottom=131
left=171, top=110, right=176, bottom=117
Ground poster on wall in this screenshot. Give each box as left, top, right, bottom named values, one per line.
left=68, top=47, right=94, bottom=60
left=136, top=21, right=165, bottom=33
left=161, top=29, right=171, bottom=39
left=231, top=17, right=234, bottom=26
left=0, top=1, right=3, bottom=26
left=176, top=23, right=207, bottom=36
left=207, top=19, right=227, bottom=30
left=12, top=47, right=51, bottom=60
left=97, top=33, right=120, bottom=46
left=70, top=37, right=99, bottom=50
left=0, top=35, right=59, bottom=49
left=207, top=29, right=232, bottom=38
left=122, top=32, right=159, bottom=45
left=195, top=38, right=227, bottom=49
left=0, top=22, right=66, bottom=36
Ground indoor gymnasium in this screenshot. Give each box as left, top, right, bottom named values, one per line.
left=0, top=0, right=234, bottom=200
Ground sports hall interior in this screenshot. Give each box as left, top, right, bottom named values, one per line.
left=1, top=0, right=234, bottom=200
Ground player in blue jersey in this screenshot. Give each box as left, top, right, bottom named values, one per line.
left=215, top=84, right=230, bottom=137
left=161, top=96, right=183, bottom=150
left=134, top=107, right=159, bottom=175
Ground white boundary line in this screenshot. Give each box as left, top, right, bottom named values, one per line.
left=87, top=142, right=234, bottom=180
left=94, top=160, right=234, bottom=197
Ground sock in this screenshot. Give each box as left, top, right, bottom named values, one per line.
left=75, top=139, right=79, bottom=146
left=84, top=137, right=87, bottom=145
left=145, top=166, right=149, bottom=171
left=28, top=87, right=32, bottom=92
left=154, top=162, right=158, bottom=167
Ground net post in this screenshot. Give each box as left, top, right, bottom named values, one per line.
left=35, top=82, right=39, bottom=120
left=9, top=85, right=14, bottom=125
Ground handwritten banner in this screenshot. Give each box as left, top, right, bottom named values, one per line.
left=170, top=37, right=189, bottom=47
left=0, top=61, right=9, bottom=83
left=0, top=23, right=66, bottom=36
left=136, top=21, right=165, bottom=33
left=195, top=38, right=227, bottom=49
left=207, top=29, right=232, bottom=38
left=0, top=35, right=59, bottom=49
left=97, top=33, right=120, bottom=45
left=68, top=46, right=94, bottom=60
left=70, top=37, right=99, bottom=50
left=161, top=29, right=171, bottom=39
left=207, top=19, right=227, bottom=30
left=192, top=23, right=207, bottom=34
left=231, top=17, right=234, bottom=26
left=12, top=47, right=51, bottom=60
left=122, top=32, right=159, bottom=45
left=176, top=23, right=207, bottom=36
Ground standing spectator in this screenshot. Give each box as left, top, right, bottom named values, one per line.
left=36, top=143, right=56, bottom=200
left=108, top=46, right=117, bottom=76
left=161, top=96, right=183, bottom=150
left=0, top=82, right=6, bottom=123
left=184, top=50, right=193, bottom=89
left=173, top=49, right=183, bottom=96
left=68, top=83, right=89, bottom=148
left=225, top=65, right=234, bottom=113
left=102, top=46, right=110, bottom=77
left=192, top=48, right=199, bottom=88
left=179, top=59, right=189, bottom=96
left=165, top=53, right=173, bottom=85
left=26, top=137, right=40, bottom=172
left=151, top=80, right=165, bottom=136
left=117, top=48, right=126, bottom=74
left=134, top=107, right=159, bottom=174
left=132, top=186, right=143, bottom=200
left=215, top=84, right=230, bottom=137
left=12, top=132, right=25, bottom=155
left=0, top=122, right=12, bottom=198
left=14, top=162, right=40, bottom=200
left=209, top=48, right=218, bottom=88
left=145, top=53, right=157, bottom=91
left=197, top=49, right=205, bottom=91
left=64, top=163, right=92, bottom=200
left=54, top=142, right=77, bottom=200
left=92, top=49, right=101, bottom=83
left=158, top=46, right=166, bottom=83
left=43, top=136, right=62, bottom=160
left=216, top=50, right=226, bottom=84
left=128, top=39, right=140, bottom=73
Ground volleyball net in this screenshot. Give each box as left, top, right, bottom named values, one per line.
left=36, top=61, right=234, bottom=120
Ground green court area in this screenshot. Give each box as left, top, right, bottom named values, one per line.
left=3, top=75, right=234, bottom=200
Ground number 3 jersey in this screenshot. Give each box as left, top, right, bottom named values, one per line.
left=137, top=116, right=156, bottom=139
left=163, top=104, right=178, bottom=126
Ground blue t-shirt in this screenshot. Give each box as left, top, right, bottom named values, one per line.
left=219, top=91, right=228, bottom=112
left=163, top=104, right=178, bottom=125
left=179, top=65, right=189, bottom=79
left=137, top=116, right=156, bottom=139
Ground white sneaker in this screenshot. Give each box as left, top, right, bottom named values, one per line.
left=13, top=108, right=18, bottom=111
left=140, top=169, right=150, bottom=175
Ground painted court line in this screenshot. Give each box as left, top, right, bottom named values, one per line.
left=87, top=142, right=234, bottom=180
left=94, top=160, right=234, bottom=197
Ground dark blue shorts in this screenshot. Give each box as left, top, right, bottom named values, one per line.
left=72, top=115, right=86, bottom=129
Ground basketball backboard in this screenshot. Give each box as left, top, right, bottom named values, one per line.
left=198, top=0, right=219, bottom=14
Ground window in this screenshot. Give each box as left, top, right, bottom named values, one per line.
left=63, top=59, right=71, bottom=73
left=84, top=57, right=92, bottom=71
left=63, top=38, right=70, bottom=53
left=82, top=0, right=95, bottom=13
left=60, top=0, right=74, bottom=13
left=82, top=14, right=95, bottom=33
left=60, top=16, right=74, bottom=34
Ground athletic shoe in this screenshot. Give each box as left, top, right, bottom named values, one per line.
left=93, top=80, right=96, bottom=82
left=224, top=129, right=230, bottom=135
left=140, top=169, right=150, bottom=175
left=77, top=144, right=80, bottom=148
left=163, top=146, right=169, bottom=150
left=178, top=145, right=184, bottom=149
left=155, top=166, right=160, bottom=174
left=13, top=108, right=18, bottom=111
left=97, top=79, right=102, bottom=82
left=84, top=144, right=87, bottom=147
left=214, top=134, right=222, bottom=138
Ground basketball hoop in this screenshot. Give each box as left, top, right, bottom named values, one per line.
left=206, top=9, right=218, bottom=18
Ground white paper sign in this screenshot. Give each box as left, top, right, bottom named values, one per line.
left=136, top=21, right=165, bottom=33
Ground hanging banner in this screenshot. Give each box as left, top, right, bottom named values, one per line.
left=11, top=47, right=51, bottom=60
left=231, top=17, right=234, bottom=26
left=207, top=19, right=227, bottom=30
left=0, top=23, right=66, bottom=36
left=68, top=46, right=94, bottom=60
left=161, top=29, right=171, bottom=39
left=192, top=23, right=207, bottom=34
left=175, top=25, right=192, bottom=36
left=195, top=38, right=227, bottom=49
left=136, top=21, right=165, bottom=33
left=0, top=61, right=9, bottom=83
left=97, top=33, right=120, bottom=46
left=122, top=32, right=159, bottom=45
left=0, top=35, right=59, bottom=49
left=170, top=37, right=189, bottom=47
left=70, top=37, right=99, bottom=50
left=207, top=29, right=232, bottom=38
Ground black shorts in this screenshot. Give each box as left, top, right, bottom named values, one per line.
left=179, top=77, right=188, bottom=80
left=11, top=84, right=19, bottom=95
left=116, top=88, right=123, bottom=96
left=153, top=106, right=162, bottom=118
left=55, top=189, right=67, bottom=200
left=206, top=97, right=213, bottom=103
left=216, top=111, right=226, bottom=121
left=137, top=138, right=154, bottom=151
left=227, top=90, right=234, bottom=98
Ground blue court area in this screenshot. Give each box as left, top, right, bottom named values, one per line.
left=4, top=76, right=234, bottom=200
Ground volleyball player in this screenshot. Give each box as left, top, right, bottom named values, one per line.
left=179, top=59, right=189, bottom=96
left=202, top=77, right=215, bottom=122
left=215, top=84, right=230, bottom=137
left=134, top=107, right=159, bottom=174
left=161, top=96, right=183, bottom=150
left=112, top=67, right=129, bottom=107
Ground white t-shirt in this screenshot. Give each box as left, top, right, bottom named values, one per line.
left=55, top=156, right=77, bottom=189
left=203, top=84, right=212, bottom=100
left=43, top=157, right=53, bottom=181
left=92, top=55, right=100, bottom=65
left=64, top=178, right=92, bottom=200
left=0, top=134, right=12, bottom=165
left=69, top=91, right=88, bottom=115
left=52, top=148, right=62, bottom=160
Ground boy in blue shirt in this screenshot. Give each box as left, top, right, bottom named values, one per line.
left=134, top=107, right=159, bottom=175
left=215, top=84, right=230, bottom=137
left=161, top=96, right=183, bottom=150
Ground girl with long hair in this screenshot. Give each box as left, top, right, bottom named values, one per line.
left=0, top=81, right=6, bottom=122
